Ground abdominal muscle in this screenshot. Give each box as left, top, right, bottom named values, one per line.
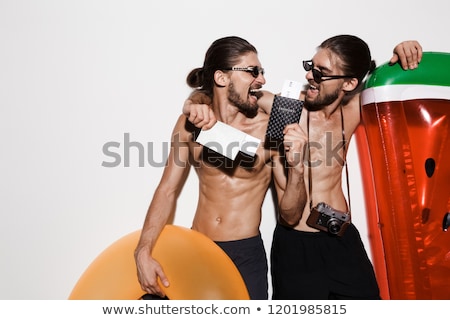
left=190, top=165, right=271, bottom=242
left=294, top=160, right=349, bottom=232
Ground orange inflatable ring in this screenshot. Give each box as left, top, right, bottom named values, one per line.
left=69, top=225, right=250, bottom=300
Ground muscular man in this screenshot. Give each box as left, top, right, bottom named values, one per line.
left=269, top=36, right=422, bottom=299
left=134, top=36, right=302, bottom=300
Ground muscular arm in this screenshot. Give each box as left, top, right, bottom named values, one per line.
left=257, top=90, right=275, bottom=114
left=134, top=115, right=192, bottom=297
left=182, top=90, right=279, bottom=130
left=271, top=123, right=308, bottom=225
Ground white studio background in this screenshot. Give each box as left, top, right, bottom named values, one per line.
left=1, top=0, right=449, bottom=300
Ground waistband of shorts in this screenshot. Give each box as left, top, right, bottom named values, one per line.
left=275, top=222, right=333, bottom=237
left=214, top=233, right=263, bottom=249
left=276, top=222, right=355, bottom=237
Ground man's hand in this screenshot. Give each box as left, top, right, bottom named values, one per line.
left=283, top=123, right=307, bottom=171
left=183, top=99, right=217, bottom=130
left=390, top=40, right=423, bottom=70
left=135, top=246, right=169, bottom=298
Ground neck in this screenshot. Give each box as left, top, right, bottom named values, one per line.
left=212, top=98, right=243, bottom=124
left=312, top=102, right=342, bottom=120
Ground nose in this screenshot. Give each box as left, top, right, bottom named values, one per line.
left=305, top=69, right=313, bottom=82
left=255, top=73, right=266, bottom=85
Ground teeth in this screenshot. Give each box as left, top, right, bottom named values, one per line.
left=249, top=89, right=262, bottom=98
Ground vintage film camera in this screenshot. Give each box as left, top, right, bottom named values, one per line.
left=306, top=202, right=351, bottom=236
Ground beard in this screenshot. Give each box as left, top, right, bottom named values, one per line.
left=304, top=86, right=340, bottom=111
left=227, top=82, right=259, bottom=118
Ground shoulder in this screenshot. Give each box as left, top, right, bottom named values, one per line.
left=299, top=91, right=306, bottom=101
left=171, top=114, right=197, bottom=142
left=257, top=90, right=275, bottom=114
left=342, top=93, right=362, bottom=133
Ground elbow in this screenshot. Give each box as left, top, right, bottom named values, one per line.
left=278, top=199, right=306, bottom=226
left=283, top=217, right=301, bottom=227
left=279, top=210, right=301, bottom=226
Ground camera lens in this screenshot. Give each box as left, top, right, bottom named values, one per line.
left=328, top=219, right=341, bottom=235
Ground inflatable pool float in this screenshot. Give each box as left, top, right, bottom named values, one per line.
left=357, top=52, right=450, bottom=299
left=69, top=225, right=250, bottom=300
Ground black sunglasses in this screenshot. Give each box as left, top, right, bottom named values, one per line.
left=302, top=60, right=353, bottom=84
left=224, top=66, right=265, bottom=78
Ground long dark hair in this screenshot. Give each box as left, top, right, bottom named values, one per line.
left=319, top=35, right=376, bottom=92
left=186, top=36, right=258, bottom=97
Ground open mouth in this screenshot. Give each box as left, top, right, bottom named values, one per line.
left=306, top=84, right=319, bottom=98
left=250, top=89, right=262, bottom=99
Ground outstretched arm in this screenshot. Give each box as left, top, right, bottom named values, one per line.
left=257, top=90, right=275, bottom=114
left=182, top=90, right=279, bottom=130
left=389, top=40, right=423, bottom=70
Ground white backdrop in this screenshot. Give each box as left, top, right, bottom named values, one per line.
left=1, top=0, right=449, bottom=300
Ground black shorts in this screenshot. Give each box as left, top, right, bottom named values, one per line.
left=270, top=223, right=380, bottom=300
left=216, top=234, right=268, bottom=300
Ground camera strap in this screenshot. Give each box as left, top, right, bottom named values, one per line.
left=307, top=105, right=351, bottom=214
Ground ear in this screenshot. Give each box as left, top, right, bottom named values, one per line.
left=214, top=70, right=229, bottom=88
left=343, top=77, right=359, bottom=92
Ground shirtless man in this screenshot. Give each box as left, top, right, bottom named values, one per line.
left=134, top=36, right=302, bottom=300
left=183, top=35, right=422, bottom=299
left=268, top=35, right=420, bottom=300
